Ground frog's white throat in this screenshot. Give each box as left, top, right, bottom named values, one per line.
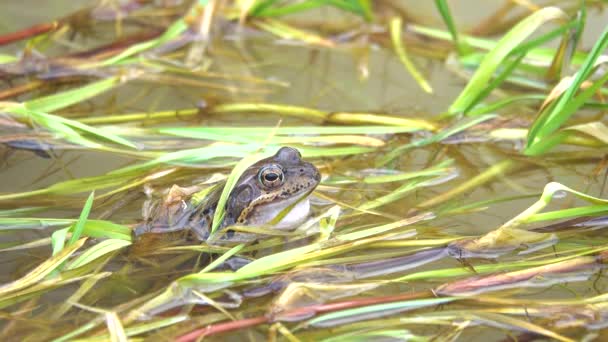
left=247, top=195, right=311, bottom=230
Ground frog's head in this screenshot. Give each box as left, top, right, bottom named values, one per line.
left=221, top=147, right=320, bottom=230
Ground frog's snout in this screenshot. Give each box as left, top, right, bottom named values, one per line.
left=313, top=168, right=321, bottom=182
left=303, top=161, right=321, bottom=184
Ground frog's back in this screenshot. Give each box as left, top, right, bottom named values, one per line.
left=133, top=183, right=222, bottom=240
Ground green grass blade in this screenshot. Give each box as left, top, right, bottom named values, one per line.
left=24, top=77, right=120, bottom=113
left=80, top=220, right=133, bottom=241
left=0, top=218, right=132, bottom=240
left=307, top=298, right=456, bottom=327
left=462, top=52, right=526, bottom=115
left=0, top=54, right=17, bottom=63
left=0, top=238, right=86, bottom=297
left=98, top=0, right=210, bottom=66
left=209, top=152, right=269, bottom=235
left=527, top=204, right=608, bottom=223
left=467, top=94, right=544, bottom=116
left=417, top=159, right=517, bottom=209
left=251, top=0, right=372, bottom=20
left=434, top=0, right=465, bottom=55
left=379, top=114, right=497, bottom=165
left=68, top=191, right=95, bottom=246
left=251, top=0, right=325, bottom=17
left=51, top=228, right=69, bottom=256
left=448, top=7, right=568, bottom=115
left=66, top=239, right=132, bottom=270
left=198, top=243, right=245, bottom=273
left=525, top=23, right=608, bottom=155
left=525, top=71, right=608, bottom=155
left=9, top=107, right=137, bottom=149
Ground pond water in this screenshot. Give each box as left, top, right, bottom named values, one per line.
left=1, top=1, right=608, bottom=341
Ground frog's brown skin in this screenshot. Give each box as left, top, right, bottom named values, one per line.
left=134, top=147, right=321, bottom=240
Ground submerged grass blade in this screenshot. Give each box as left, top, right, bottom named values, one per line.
left=254, top=19, right=333, bottom=46
left=24, top=77, right=121, bottom=113
left=417, top=159, right=517, bottom=209
left=97, top=0, right=209, bottom=66
left=199, top=243, right=245, bottom=273
left=306, top=297, right=456, bottom=327
left=1, top=76, right=137, bottom=149
left=66, top=239, right=132, bottom=270
left=379, top=114, right=496, bottom=165
left=0, top=218, right=132, bottom=241
left=8, top=107, right=137, bottom=149
left=159, top=125, right=420, bottom=136
left=0, top=238, right=86, bottom=297
left=472, top=312, right=574, bottom=342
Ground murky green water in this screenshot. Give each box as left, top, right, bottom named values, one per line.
left=2, top=1, right=608, bottom=341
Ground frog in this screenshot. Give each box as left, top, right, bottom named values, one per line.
left=133, top=147, right=321, bottom=241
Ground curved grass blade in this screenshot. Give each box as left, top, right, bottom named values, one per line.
left=0, top=238, right=86, bottom=298
left=3, top=76, right=137, bottom=148
left=65, top=239, right=132, bottom=270
left=501, top=181, right=608, bottom=229
left=250, top=0, right=372, bottom=20
left=306, top=297, right=456, bottom=327
left=390, top=17, right=433, bottom=94
left=97, top=0, right=209, bottom=67
left=8, top=107, right=137, bottom=149
left=24, top=77, right=120, bottom=113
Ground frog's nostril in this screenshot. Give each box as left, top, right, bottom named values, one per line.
left=314, top=170, right=321, bottom=182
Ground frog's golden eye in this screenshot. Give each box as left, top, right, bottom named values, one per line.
left=258, top=165, right=284, bottom=188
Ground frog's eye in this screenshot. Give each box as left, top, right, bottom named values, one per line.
left=258, top=165, right=284, bottom=188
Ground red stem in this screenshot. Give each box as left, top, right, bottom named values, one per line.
left=175, top=291, right=430, bottom=342
left=0, top=22, right=61, bottom=46
left=175, top=316, right=269, bottom=342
